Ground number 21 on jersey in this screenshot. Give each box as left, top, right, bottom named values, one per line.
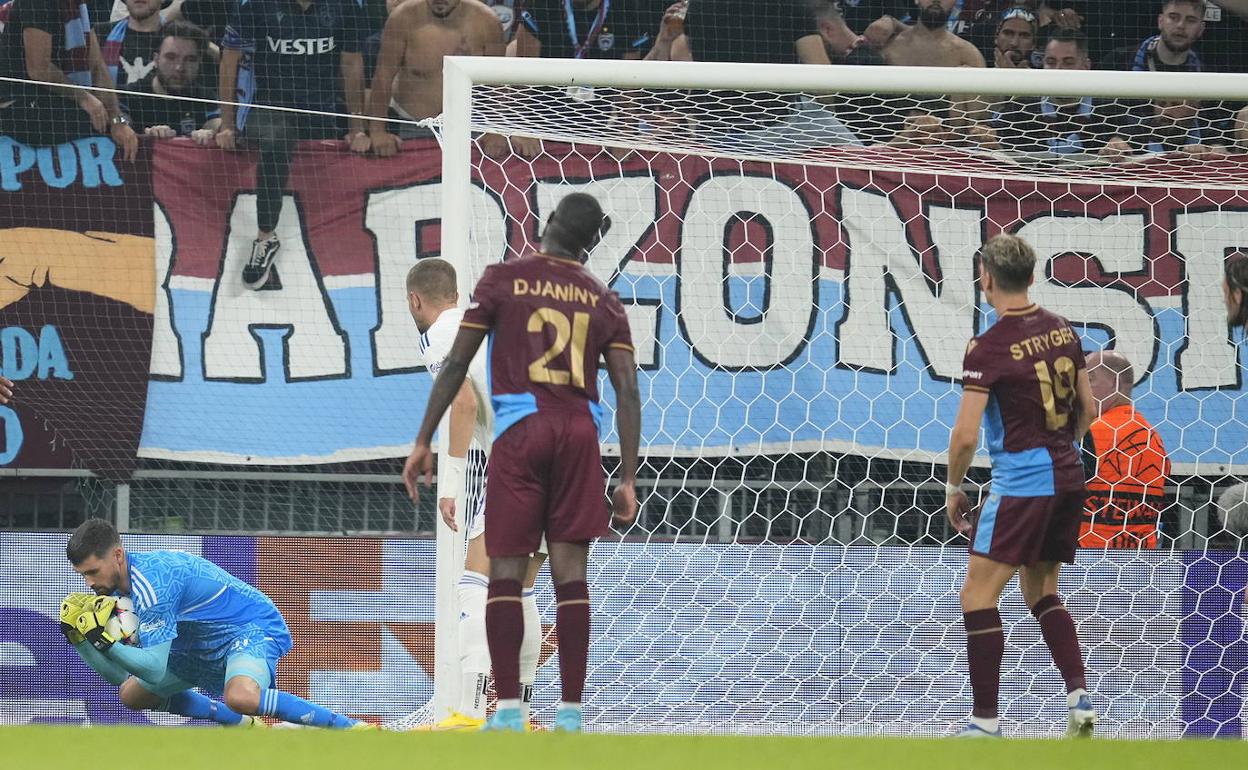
left=529, top=307, right=590, bottom=388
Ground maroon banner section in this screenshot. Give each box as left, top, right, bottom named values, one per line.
left=0, top=136, right=156, bottom=479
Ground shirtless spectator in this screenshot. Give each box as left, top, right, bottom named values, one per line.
left=876, top=0, right=993, bottom=149
left=367, top=0, right=504, bottom=156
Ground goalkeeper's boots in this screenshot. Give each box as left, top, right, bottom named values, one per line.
left=480, top=707, right=525, bottom=733
left=414, top=711, right=485, bottom=732
left=237, top=715, right=268, bottom=729
left=1066, top=690, right=1097, bottom=738
left=553, top=705, right=582, bottom=733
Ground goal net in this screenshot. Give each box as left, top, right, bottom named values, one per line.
left=435, top=57, right=1248, bottom=738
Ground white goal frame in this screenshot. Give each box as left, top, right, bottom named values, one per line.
left=433, top=57, right=1248, bottom=725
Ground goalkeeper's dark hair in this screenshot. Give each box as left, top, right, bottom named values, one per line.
left=66, top=518, right=122, bottom=565
left=979, top=233, right=1036, bottom=293
left=1226, top=255, right=1248, bottom=334
left=541, top=193, right=606, bottom=260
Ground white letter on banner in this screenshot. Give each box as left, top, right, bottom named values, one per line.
left=368, top=182, right=508, bottom=373
left=837, top=189, right=978, bottom=378
left=149, top=203, right=182, bottom=379
left=1174, top=209, right=1248, bottom=390
left=203, top=194, right=347, bottom=381
left=678, top=174, right=814, bottom=369
left=534, top=178, right=660, bottom=367
left=1016, top=214, right=1155, bottom=380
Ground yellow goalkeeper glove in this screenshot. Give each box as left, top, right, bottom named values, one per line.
left=74, top=596, right=121, bottom=652
left=59, top=593, right=95, bottom=645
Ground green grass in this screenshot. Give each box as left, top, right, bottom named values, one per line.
left=4, top=727, right=1247, bottom=770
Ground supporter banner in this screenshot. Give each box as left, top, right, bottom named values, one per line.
left=0, top=137, right=155, bottom=479
left=144, top=140, right=1248, bottom=469
left=1, top=532, right=1243, bottom=737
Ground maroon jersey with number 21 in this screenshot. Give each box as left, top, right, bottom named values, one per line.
left=460, top=252, right=634, bottom=439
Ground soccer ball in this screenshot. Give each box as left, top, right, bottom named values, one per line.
left=104, top=596, right=140, bottom=646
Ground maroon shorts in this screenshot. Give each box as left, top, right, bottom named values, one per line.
left=968, top=489, right=1086, bottom=566
left=484, top=413, right=609, bottom=558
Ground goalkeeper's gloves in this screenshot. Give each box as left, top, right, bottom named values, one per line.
left=74, top=596, right=121, bottom=652
left=59, top=592, right=95, bottom=645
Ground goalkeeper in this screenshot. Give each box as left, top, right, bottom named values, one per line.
left=59, top=518, right=368, bottom=729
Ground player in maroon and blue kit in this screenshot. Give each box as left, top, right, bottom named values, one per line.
left=944, top=233, right=1097, bottom=738
left=409, top=192, right=641, bottom=733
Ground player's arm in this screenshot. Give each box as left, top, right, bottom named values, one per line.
left=72, top=641, right=132, bottom=686
left=1072, top=367, right=1094, bottom=442
left=104, top=640, right=174, bottom=682
left=606, top=346, right=640, bottom=525
left=945, top=388, right=989, bottom=535
left=407, top=325, right=489, bottom=497
left=435, top=380, right=478, bottom=530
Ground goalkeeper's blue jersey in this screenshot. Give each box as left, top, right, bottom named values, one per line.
left=125, top=550, right=292, bottom=659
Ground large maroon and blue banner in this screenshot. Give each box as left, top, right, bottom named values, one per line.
left=0, top=533, right=1244, bottom=737
left=4, top=138, right=1246, bottom=471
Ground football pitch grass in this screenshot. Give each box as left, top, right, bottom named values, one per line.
left=4, top=727, right=1247, bottom=769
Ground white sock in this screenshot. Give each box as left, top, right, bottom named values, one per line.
left=1067, top=688, right=1089, bottom=709
left=559, top=701, right=582, bottom=714
left=969, top=715, right=999, bottom=733
left=520, top=588, right=540, bottom=721
left=457, top=571, right=490, bottom=719
left=497, top=699, right=522, bottom=713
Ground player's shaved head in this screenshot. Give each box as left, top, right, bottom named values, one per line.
left=979, top=234, right=1036, bottom=293
left=407, top=258, right=458, bottom=303
left=1087, top=350, right=1134, bottom=398
left=541, top=193, right=606, bottom=261
left=66, top=518, right=121, bottom=565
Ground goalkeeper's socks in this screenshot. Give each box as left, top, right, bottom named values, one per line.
left=458, top=570, right=491, bottom=720
left=963, top=608, right=1004, bottom=721
left=163, top=691, right=244, bottom=726
left=486, top=579, right=524, bottom=701
left=1032, top=594, right=1088, bottom=692
left=555, top=581, right=590, bottom=704
left=519, top=586, right=541, bottom=722
left=259, top=689, right=359, bottom=729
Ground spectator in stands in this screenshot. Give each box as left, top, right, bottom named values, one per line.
left=1192, top=0, right=1248, bottom=73
left=1215, top=482, right=1248, bottom=540
left=95, top=0, right=165, bottom=89
left=878, top=0, right=986, bottom=66
left=367, top=0, right=505, bottom=155
left=124, top=20, right=220, bottom=142
left=513, top=0, right=660, bottom=60
left=1079, top=351, right=1170, bottom=549
left=993, top=30, right=1131, bottom=159
left=215, top=0, right=370, bottom=290
left=814, top=0, right=884, bottom=64
left=990, top=5, right=1037, bottom=68
left=0, top=0, right=138, bottom=155
left=1125, top=98, right=1234, bottom=155
left=677, top=0, right=861, bottom=149
left=1119, top=0, right=1207, bottom=72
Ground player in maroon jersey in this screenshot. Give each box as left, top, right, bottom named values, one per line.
left=944, top=233, right=1098, bottom=738
left=408, top=192, right=641, bottom=733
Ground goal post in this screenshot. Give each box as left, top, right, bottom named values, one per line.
left=434, top=56, right=1248, bottom=735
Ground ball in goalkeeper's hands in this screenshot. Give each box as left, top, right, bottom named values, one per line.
left=75, top=596, right=139, bottom=650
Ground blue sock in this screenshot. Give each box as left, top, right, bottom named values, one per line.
left=164, top=691, right=244, bottom=726
left=259, top=689, right=358, bottom=729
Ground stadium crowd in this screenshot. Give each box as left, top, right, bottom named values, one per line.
left=1, top=0, right=1246, bottom=154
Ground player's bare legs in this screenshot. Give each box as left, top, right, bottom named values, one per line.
left=1020, top=562, right=1093, bottom=737
left=958, top=555, right=1017, bottom=737
left=547, top=540, right=591, bottom=732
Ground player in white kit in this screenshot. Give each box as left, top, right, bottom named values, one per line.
left=402, top=258, right=547, bottom=731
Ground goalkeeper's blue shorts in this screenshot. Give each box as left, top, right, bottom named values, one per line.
left=167, top=625, right=285, bottom=696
